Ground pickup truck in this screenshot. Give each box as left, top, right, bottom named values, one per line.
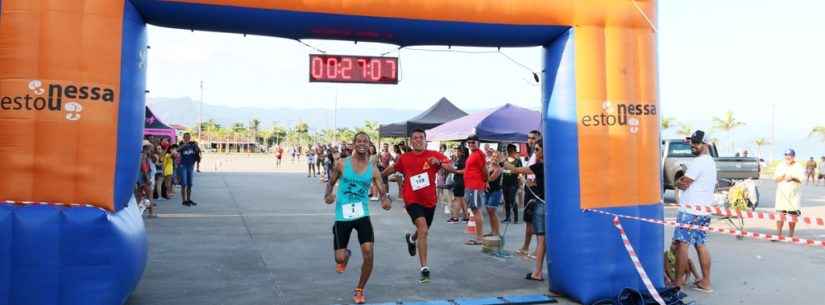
left=661, top=139, right=761, bottom=191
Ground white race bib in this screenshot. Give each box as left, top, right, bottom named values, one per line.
left=342, top=202, right=365, bottom=219
left=410, top=172, right=431, bottom=191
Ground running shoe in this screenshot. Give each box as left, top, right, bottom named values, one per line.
left=352, top=288, right=366, bottom=304
left=405, top=233, right=416, bottom=256
left=419, top=266, right=430, bottom=284
left=446, top=217, right=460, bottom=224
left=188, top=200, right=198, bottom=206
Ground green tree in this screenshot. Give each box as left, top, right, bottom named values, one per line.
left=316, top=128, right=337, bottom=144
left=287, top=121, right=311, bottom=145
left=250, top=118, right=261, bottom=146
left=336, top=128, right=356, bottom=143
left=712, top=110, right=746, bottom=154
left=661, top=117, right=677, bottom=132
left=676, top=124, right=693, bottom=138
left=810, top=126, right=825, bottom=151
left=270, top=124, right=288, bottom=146
left=357, top=120, right=380, bottom=142
left=810, top=126, right=825, bottom=142
left=754, top=137, right=770, bottom=159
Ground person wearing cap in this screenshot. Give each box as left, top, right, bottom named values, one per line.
left=672, top=130, right=715, bottom=293
left=773, top=149, right=805, bottom=239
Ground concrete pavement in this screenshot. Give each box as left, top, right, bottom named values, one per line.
left=126, top=154, right=825, bottom=305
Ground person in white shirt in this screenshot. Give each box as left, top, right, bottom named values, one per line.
left=673, top=130, right=716, bottom=293
left=773, top=149, right=805, bottom=239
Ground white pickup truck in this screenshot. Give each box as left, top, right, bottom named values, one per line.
left=661, top=139, right=761, bottom=191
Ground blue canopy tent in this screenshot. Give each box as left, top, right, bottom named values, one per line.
left=426, top=103, right=540, bottom=142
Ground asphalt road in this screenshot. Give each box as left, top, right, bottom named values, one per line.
left=126, top=155, right=825, bottom=305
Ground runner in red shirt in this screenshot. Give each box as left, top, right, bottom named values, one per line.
left=382, top=128, right=462, bottom=284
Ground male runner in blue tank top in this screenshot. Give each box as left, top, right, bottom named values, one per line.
left=324, top=131, right=391, bottom=304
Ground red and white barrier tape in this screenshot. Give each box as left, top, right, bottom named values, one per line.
left=587, top=209, right=825, bottom=248
left=612, top=216, right=666, bottom=305
left=2, top=200, right=108, bottom=212
left=680, top=203, right=825, bottom=226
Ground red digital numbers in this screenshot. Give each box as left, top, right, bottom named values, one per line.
left=309, top=54, right=398, bottom=84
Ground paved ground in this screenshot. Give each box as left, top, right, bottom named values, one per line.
left=126, top=154, right=825, bottom=305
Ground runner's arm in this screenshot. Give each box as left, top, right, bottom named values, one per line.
left=372, top=165, right=391, bottom=210
left=676, top=176, right=694, bottom=190
left=499, top=156, right=534, bottom=176
left=439, top=161, right=464, bottom=175
left=381, top=164, right=396, bottom=177
left=488, top=162, right=502, bottom=182
left=324, top=160, right=343, bottom=204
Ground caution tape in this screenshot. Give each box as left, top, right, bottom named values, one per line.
left=586, top=209, right=825, bottom=249
left=680, top=203, right=825, bottom=226
left=612, top=216, right=666, bottom=305
left=2, top=200, right=108, bottom=212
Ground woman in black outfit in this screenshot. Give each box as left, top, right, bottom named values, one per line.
left=501, top=144, right=523, bottom=224
left=449, top=145, right=470, bottom=223
left=500, top=142, right=546, bottom=281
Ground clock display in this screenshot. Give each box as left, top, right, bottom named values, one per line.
left=309, top=54, right=398, bottom=84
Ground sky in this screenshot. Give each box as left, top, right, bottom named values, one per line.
left=145, top=0, right=825, bottom=157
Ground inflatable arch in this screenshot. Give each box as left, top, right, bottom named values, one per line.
left=0, top=1, right=661, bottom=304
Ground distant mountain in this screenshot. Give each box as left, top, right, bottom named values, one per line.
left=147, top=97, right=823, bottom=160
left=146, top=97, right=422, bottom=130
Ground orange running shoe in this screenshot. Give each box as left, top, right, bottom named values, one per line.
left=335, top=249, right=351, bottom=273
left=352, top=288, right=366, bottom=304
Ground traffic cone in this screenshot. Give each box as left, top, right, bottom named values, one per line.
left=465, top=218, right=477, bottom=235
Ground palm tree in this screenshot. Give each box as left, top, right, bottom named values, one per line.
left=712, top=110, right=746, bottom=154
left=357, top=120, right=380, bottom=142
left=661, top=117, right=677, bottom=135
left=270, top=124, right=288, bottom=146
left=337, top=128, right=356, bottom=143
left=231, top=122, right=247, bottom=152
left=810, top=126, right=825, bottom=141
left=250, top=118, right=261, bottom=147
left=676, top=124, right=692, bottom=138
left=294, top=121, right=310, bottom=144
left=754, top=137, right=770, bottom=159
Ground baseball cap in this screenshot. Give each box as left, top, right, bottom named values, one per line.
left=142, top=140, right=152, bottom=147
left=784, top=149, right=795, bottom=156
left=686, top=130, right=707, bottom=144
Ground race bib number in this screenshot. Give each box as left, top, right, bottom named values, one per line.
left=342, top=202, right=365, bottom=219
left=410, top=172, right=430, bottom=191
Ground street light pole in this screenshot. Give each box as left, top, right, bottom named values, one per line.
left=199, top=80, right=204, bottom=141
left=333, top=87, right=338, bottom=144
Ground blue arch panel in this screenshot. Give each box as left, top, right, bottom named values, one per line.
left=130, top=0, right=569, bottom=47
left=543, top=29, right=664, bottom=304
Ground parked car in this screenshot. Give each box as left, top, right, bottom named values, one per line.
left=661, top=139, right=760, bottom=192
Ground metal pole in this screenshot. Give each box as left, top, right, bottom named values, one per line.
left=199, top=80, right=204, bottom=141
left=333, top=87, right=338, bottom=144
left=770, top=103, right=775, bottom=162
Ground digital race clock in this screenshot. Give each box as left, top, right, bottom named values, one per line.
left=309, top=54, right=398, bottom=84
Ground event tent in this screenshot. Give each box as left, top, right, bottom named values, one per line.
left=144, top=106, right=177, bottom=142
left=379, top=97, right=467, bottom=137
left=426, top=103, right=540, bottom=142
